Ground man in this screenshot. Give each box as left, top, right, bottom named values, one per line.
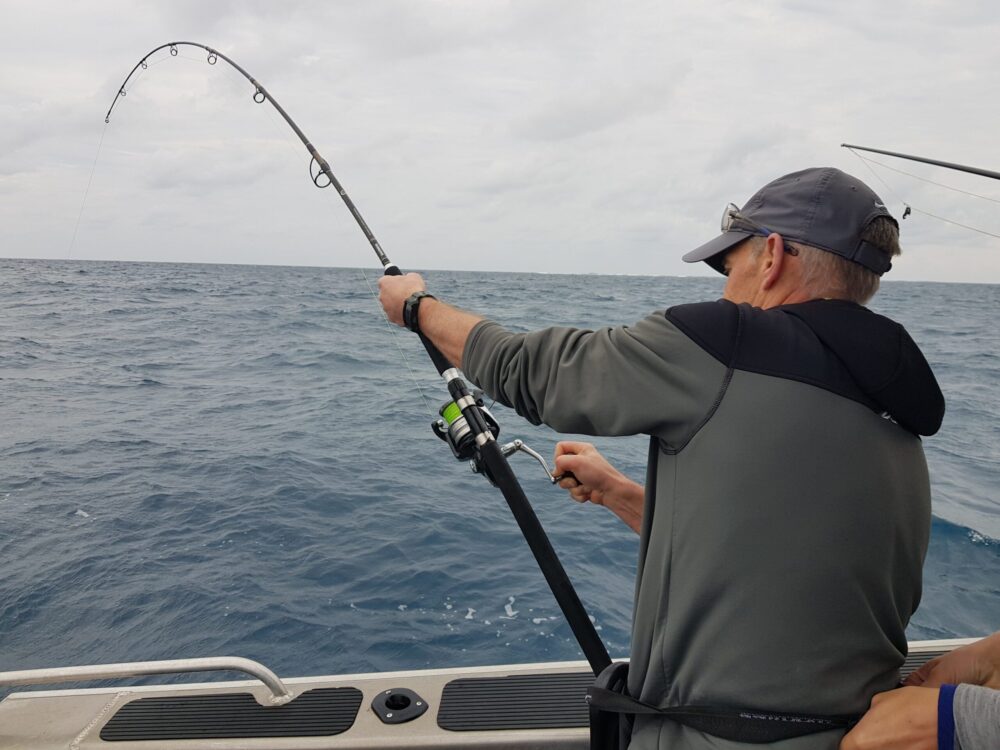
left=379, top=167, right=945, bottom=749
left=841, top=630, right=1000, bottom=750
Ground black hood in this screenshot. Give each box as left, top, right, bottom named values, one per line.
left=782, top=299, right=945, bottom=436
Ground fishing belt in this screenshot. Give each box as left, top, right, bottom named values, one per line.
left=587, top=662, right=860, bottom=748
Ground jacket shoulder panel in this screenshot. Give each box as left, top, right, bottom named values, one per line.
left=667, top=300, right=880, bottom=413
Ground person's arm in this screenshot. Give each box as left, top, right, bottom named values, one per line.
left=905, top=632, right=1000, bottom=690
left=379, top=273, right=727, bottom=441
left=953, top=683, right=1000, bottom=750
left=840, top=631, right=1000, bottom=750
left=553, top=441, right=644, bottom=533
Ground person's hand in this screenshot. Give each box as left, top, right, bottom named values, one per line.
left=553, top=441, right=629, bottom=506
left=839, top=687, right=938, bottom=750
left=553, top=442, right=644, bottom=533
left=905, top=631, right=1000, bottom=689
left=377, top=272, right=426, bottom=327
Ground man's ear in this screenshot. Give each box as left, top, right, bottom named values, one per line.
left=760, top=233, right=787, bottom=291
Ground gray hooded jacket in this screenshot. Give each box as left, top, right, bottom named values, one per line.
left=463, top=298, right=944, bottom=750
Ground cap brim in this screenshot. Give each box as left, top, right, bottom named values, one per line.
left=682, top=230, right=752, bottom=275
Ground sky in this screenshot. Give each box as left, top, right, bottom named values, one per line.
left=2, top=0, right=999, bottom=282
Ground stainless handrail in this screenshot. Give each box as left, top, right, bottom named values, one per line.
left=0, top=657, right=293, bottom=705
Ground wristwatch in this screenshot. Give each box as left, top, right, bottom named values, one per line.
left=402, top=291, right=436, bottom=334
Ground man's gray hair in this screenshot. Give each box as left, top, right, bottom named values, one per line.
left=754, top=217, right=901, bottom=305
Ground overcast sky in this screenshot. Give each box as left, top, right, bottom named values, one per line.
left=2, top=0, right=999, bottom=282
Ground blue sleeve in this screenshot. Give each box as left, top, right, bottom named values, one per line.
left=938, top=684, right=957, bottom=750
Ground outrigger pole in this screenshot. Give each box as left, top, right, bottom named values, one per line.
left=106, top=42, right=612, bottom=675
left=842, top=144, right=1000, bottom=182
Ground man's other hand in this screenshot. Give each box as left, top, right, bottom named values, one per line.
left=553, top=442, right=644, bottom=533
left=905, top=631, right=1000, bottom=689
left=839, top=687, right=938, bottom=750
left=554, top=441, right=626, bottom=506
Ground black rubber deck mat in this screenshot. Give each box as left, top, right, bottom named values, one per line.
left=99, top=687, right=363, bottom=741
left=438, top=672, right=593, bottom=731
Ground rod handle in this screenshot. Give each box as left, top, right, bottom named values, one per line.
left=382, top=266, right=452, bottom=374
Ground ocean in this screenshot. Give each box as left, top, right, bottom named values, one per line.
left=1, top=258, right=997, bottom=688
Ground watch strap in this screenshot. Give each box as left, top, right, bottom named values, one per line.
left=403, top=291, right=436, bottom=333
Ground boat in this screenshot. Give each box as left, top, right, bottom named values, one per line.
left=0, top=637, right=977, bottom=748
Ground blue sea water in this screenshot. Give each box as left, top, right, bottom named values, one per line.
left=0, top=258, right=998, bottom=689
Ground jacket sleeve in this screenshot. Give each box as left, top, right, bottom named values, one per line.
left=954, top=684, right=1000, bottom=750
left=461, top=312, right=727, bottom=444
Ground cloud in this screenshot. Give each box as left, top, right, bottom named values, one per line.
left=2, top=0, right=999, bottom=280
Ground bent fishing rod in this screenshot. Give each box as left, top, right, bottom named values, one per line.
left=106, top=41, right=611, bottom=675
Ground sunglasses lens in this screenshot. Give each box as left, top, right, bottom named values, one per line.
left=721, top=203, right=739, bottom=232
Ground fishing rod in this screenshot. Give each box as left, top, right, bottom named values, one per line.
left=842, top=144, right=1000, bottom=182
left=106, top=41, right=611, bottom=675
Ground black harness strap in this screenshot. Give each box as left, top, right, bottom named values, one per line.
left=588, top=662, right=859, bottom=748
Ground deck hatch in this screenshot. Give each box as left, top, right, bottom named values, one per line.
left=99, top=687, right=363, bottom=740
left=438, top=672, right=593, bottom=731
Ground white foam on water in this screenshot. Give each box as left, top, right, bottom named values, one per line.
left=969, top=530, right=997, bottom=546
left=397, top=604, right=407, bottom=611
left=75, top=509, right=91, bottom=518
left=501, top=595, right=519, bottom=619
left=464, top=608, right=476, bottom=620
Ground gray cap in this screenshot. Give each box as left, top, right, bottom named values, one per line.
left=682, top=167, right=897, bottom=276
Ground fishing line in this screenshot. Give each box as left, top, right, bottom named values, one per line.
left=358, top=265, right=436, bottom=416
left=161, top=51, right=310, bottom=167
left=904, top=207, right=1000, bottom=241
left=198, top=61, right=313, bottom=177
left=67, top=40, right=178, bottom=258
left=66, top=124, right=108, bottom=259
left=846, top=148, right=1000, bottom=241
left=120, top=54, right=172, bottom=98
left=68, top=53, right=187, bottom=261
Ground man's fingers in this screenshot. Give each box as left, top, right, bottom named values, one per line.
left=554, top=451, right=583, bottom=476
left=554, top=441, right=594, bottom=459
left=903, top=659, right=938, bottom=687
